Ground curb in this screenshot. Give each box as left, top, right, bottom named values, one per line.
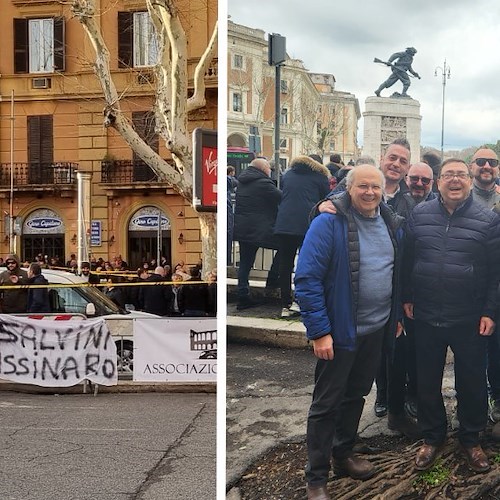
left=227, top=315, right=309, bottom=349
left=0, top=379, right=216, bottom=395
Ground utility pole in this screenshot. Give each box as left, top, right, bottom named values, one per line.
left=435, top=60, right=451, bottom=161
left=268, top=33, right=286, bottom=188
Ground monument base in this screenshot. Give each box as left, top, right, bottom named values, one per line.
left=363, top=96, right=422, bottom=164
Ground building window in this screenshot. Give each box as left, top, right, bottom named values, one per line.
left=329, top=141, right=335, bottom=151
left=133, top=12, right=158, bottom=67
left=232, top=93, right=243, bottom=112
left=118, top=11, right=158, bottom=68
left=233, top=54, right=243, bottom=69
left=280, top=108, right=288, bottom=125
left=280, top=80, right=288, bottom=93
left=14, top=17, right=65, bottom=73
left=280, top=138, right=288, bottom=148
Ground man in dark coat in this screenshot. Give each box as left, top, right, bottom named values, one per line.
left=233, top=158, right=282, bottom=310
left=274, top=155, right=330, bottom=318
left=27, top=262, right=50, bottom=313
left=403, top=158, right=500, bottom=473
left=138, top=266, right=171, bottom=316
left=0, top=254, right=28, bottom=313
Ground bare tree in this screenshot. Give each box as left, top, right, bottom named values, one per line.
left=71, top=0, right=218, bottom=272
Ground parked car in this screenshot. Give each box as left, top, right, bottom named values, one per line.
left=21, top=268, right=160, bottom=374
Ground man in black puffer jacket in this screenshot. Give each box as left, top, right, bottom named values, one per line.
left=403, top=158, right=500, bottom=474
left=233, top=158, right=282, bottom=309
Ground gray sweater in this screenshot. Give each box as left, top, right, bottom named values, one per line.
left=353, top=209, right=394, bottom=336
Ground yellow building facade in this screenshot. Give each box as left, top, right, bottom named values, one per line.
left=0, top=0, right=217, bottom=269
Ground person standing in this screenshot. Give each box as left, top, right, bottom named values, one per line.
left=295, top=165, right=404, bottom=500
left=274, top=155, right=330, bottom=318
left=26, top=262, right=50, bottom=313
left=233, top=158, right=281, bottom=310
left=0, top=254, right=28, bottom=313
left=403, top=158, right=500, bottom=473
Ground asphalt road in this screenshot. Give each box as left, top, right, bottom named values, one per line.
left=226, top=342, right=316, bottom=488
left=0, top=391, right=215, bottom=500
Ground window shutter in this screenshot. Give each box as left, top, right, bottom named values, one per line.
left=53, top=16, right=65, bottom=72
left=13, top=18, right=28, bottom=74
left=28, top=115, right=53, bottom=165
left=118, top=12, right=134, bottom=68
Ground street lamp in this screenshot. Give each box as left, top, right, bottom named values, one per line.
left=435, top=60, right=451, bottom=161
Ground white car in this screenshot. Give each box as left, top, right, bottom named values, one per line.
left=26, top=268, right=160, bottom=374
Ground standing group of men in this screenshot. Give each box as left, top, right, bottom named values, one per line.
left=294, top=140, right=500, bottom=499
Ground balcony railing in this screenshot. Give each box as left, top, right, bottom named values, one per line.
left=101, top=160, right=161, bottom=184
left=0, top=163, right=77, bottom=188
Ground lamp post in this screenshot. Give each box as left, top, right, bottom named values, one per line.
left=435, top=60, right=451, bottom=161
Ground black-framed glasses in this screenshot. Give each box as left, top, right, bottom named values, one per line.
left=409, top=175, right=432, bottom=185
left=474, top=158, right=499, bottom=167
left=440, top=172, right=471, bottom=181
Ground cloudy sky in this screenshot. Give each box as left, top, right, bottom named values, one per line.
left=228, top=0, right=500, bottom=152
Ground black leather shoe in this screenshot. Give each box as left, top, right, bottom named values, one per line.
left=374, top=401, right=387, bottom=418
left=388, top=412, right=422, bottom=440
left=306, top=484, right=331, bottom=500
left=461, top=445, right=491, bottom=473
left=415, top=443, right=441, bottom=471
left=333, top=456, right=376, bottom=480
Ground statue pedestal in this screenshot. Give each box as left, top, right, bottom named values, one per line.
left=362, top=96, right=421, bottom=164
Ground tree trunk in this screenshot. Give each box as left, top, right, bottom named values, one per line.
left=198, top=212, right=217, bottom=275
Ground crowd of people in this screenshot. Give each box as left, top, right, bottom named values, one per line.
left=0, top=253, right=216, bottom=318
left=229, top=142, right=500, bottom=500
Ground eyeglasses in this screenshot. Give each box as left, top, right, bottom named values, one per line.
left=474, top=158, right=499, bottom=167
left=355, top=184, right=382, bottom=192
left=409, top=175, right=432, bottom=185
left=440, top=172, right=471, bottom=181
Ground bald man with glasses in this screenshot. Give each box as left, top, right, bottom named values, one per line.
left=470, top=147, right=500, bottom=209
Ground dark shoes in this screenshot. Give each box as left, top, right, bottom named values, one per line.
left=374, top=401, right=387, bottom=418
left=333, top=455, right=376, bottom=480
left=306, top=484, right=331, bottom=500
left=461, top=445, right=491, bottom=473
left=236, top=297, right=262, bottom=310
left=388, top=412, right=422, bottom=440
left=415, top=443, right=441, bottom=471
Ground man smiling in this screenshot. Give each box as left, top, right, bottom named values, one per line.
left=403, top=158, right=500, bottom=473
left=295, top=165, right=405, bottom=499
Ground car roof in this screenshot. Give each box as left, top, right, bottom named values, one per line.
left=22, top=268, right=87, bottom=285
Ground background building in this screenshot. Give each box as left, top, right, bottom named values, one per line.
left=228, top=20, right=359, bottom=170
left=0, top=0, right=217, bottom=269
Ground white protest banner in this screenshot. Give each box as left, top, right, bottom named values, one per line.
left=133, top=318, right=217, bottom=382
left=0, top=315, right=117, bottom=387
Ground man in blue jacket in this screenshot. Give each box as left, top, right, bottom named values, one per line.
left=295, top=164, right=404, bottom=500
left=403, top=158, right=500, bottom=473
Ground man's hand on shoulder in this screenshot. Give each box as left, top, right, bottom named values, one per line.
left=318, top=200, right=337, bottom=215
left=312, top=334, right=334, bottom=360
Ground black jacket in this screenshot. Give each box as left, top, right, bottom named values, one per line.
left=403, top=196, right=500, bottom=326
left=139, top=274, right=171, bottom=316
left=233, top=166, right=282, bottom=249
left=27, top=274, right=50, bottom=313
left=274, top=156, right=330, bottom=237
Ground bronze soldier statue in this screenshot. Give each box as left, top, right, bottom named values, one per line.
left=374, top=47, right=421, bottom=98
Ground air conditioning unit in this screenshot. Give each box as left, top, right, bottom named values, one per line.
left=32, top=77, right=51, bottom=89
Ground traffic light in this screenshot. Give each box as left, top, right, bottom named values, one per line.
left=268, top=34, right=286, bottom=66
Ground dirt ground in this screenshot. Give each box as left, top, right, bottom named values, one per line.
left=236, top=430, right=500, bottom=499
